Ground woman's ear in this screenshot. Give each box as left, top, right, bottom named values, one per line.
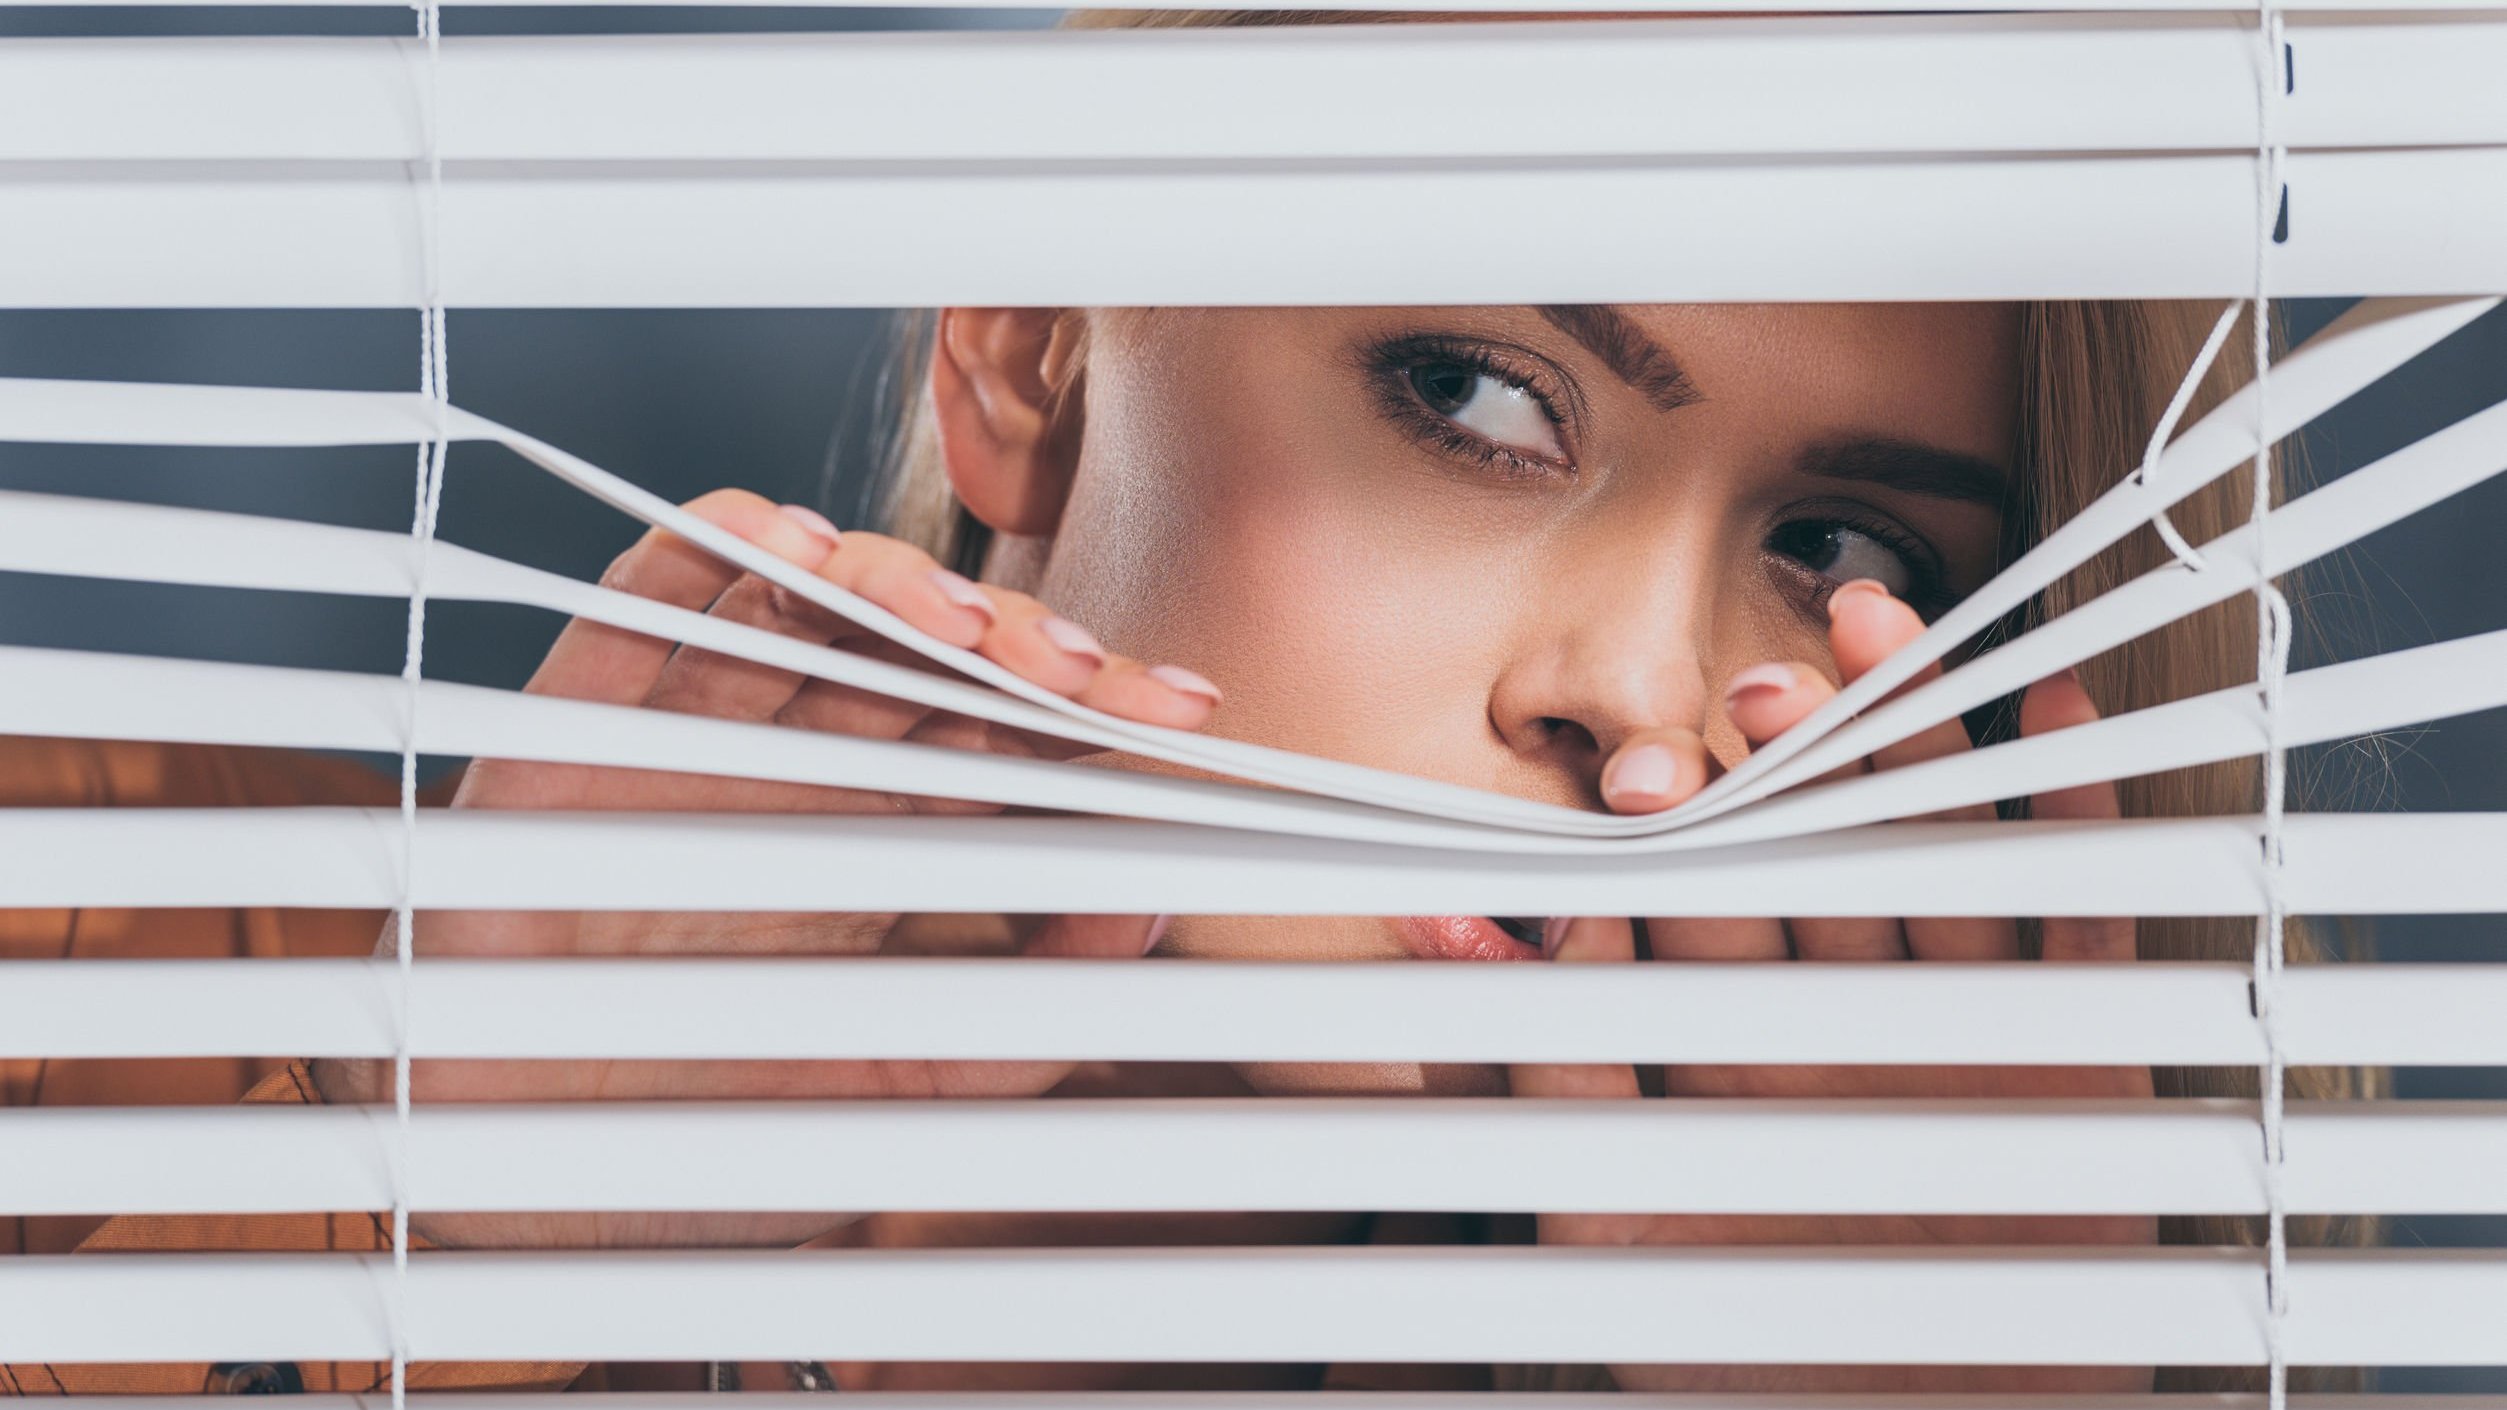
left=930, top=307, right=1087, bottom=537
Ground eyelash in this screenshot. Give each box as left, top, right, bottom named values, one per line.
left=1362, top=332, right=1576, bottom=480
left=1766, top=505, right=1956, bottom=621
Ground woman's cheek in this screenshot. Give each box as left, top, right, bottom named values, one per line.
left=1196, top=452, right=1525, bottom=770
left=1053, top=427, right=1518, bottom=778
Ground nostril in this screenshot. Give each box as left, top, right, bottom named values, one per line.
left=1537, top=716, right=1600, bottom=756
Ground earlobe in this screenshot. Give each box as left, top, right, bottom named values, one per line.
left=931, top=307, right=1086, bottom=538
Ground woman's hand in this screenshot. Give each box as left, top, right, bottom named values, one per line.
left=317, top=489, right=1223, bottom=1249
left=1514, top=579, right=2156, bottom=1394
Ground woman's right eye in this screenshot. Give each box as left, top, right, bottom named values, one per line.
left=1403, top=360, right=1569, bottom=464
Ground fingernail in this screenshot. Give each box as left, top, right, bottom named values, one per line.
left=1723, top=662, right=1797, bottom=706
left=926, top=568, right=997, bottom=623
left=1143, top=914, right=1173, bottom=955
left=778, top=503, right=842, bottom=548
left=1541, top=915, right=1574, bottom=959
left=1825, top=577, right=1893, bottom=620
left=1148, top=664, right=1223, bottom=704
left=1039, top=615, right=1107, bottom=665
left=1604, top=742, right=1677, bottom=801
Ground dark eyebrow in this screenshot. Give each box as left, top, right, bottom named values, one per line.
left=1800, top=437, right=2010, bottom=509
left=1537, top=305, right=1703, bottom=414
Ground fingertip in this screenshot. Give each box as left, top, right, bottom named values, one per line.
left=1134, top=664, right=1225, bottom=728
left=926, top=568, right=999, bottom=625
left=1544, top=914, right=1634, bottom=963
left=1020, top=912, right=1172, bottom=960
left=682, top=492, right=838, bottom=569
left=1826, top=578, right=1926, bottom=678
left=2021, top=664, right=2100, bottom=737
left=681, top=487, right=778, bottom=526
left=1081, top=661, right=1220, bottom=730
left=1147, top=663, right=1223, bottom=707
left=1600, top=735, right=1706, bottom=813
left=893, top=567, right=992, bottom=650
left=1723, top=662, right=1832, bottom=745
left=778, top=503, right=843, bottom=550
left=1038, top=615, right=1109, bottom=668
left=924, top=603, right=992, bottom=651
left=1722, top=661, right=1797, bottom=711
left=1825, top=577, right=1894, bottom=620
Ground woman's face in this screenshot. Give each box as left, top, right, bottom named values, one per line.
left=1023, top=303, right=2021, bottom=1092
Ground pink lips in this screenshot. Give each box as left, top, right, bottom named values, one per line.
left=1388, top=915, right=1543, bottom=963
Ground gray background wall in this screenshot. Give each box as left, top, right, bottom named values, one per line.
left=1, top=9, right=2501, bottom=1384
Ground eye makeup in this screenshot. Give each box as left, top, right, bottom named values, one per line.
left=1357, top=330, right=1580, bottom=481
left=1349, top=317, right=1978, bottom=624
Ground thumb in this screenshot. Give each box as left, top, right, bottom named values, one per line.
left=1508, top=915, right=1642, bottom=1100
left=1020, top=912, right=1172, bottom=959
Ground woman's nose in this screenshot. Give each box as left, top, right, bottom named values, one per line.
left=1485, top=603, right=1713, bottom=783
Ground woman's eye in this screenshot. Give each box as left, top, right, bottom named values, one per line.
left=1404, top=360, right=1566, bottom=463
left=1770, top=520, right=1917, bottom=599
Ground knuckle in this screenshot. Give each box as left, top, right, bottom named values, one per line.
left=763, top=580, right=839, bottom=631
left=764, top=581, right=811, bottom=619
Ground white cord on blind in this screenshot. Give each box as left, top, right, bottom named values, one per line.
left=392, top=2, right=448, bottom=1406
left=2134, top=296, right=2244, bottom=572
left=2250, top=8, right=2292, bottom=1410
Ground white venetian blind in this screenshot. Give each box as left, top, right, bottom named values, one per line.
left=1, top=3, right=2506, bottom=1409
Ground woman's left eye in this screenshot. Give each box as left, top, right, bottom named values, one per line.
left=1404, top=360, right=1568, bottom=463
left=1768, top=519, right=1920, bottom=600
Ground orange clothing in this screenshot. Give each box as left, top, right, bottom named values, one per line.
left=0, top=736, right=578, bottom=1395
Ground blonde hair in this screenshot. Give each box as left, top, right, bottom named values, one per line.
left=866, top=13, right=2378, bottom=1393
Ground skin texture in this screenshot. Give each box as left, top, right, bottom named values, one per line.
left=333, top=302, right=2154, bottom=1393
left=992, top=306, right=2028, bottom=1091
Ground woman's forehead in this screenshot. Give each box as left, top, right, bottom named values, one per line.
left=1126, top=303, right=2023, bottom=442
left=1130, top=302, right=2019, bottom=356
left=1599, top=303, right=2025, bottom=403
left=1604, top=301, right=2022, bottom=355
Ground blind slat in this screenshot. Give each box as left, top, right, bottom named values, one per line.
left=7, top=18, right=2504, bottom=162
left=1, top=1247, right=2494, bottom=1365
left=16, top=958, right=2485, bottom=1065
left=4, top=1099, right=2500, bottom=1217
left=4, top=808, right=2501, bottom=914
left=5, top=150, right=2504, bottom=305
left=6, top=623, right=2502, bottom=852
left=8, top=958, right=2497, bottom=1064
